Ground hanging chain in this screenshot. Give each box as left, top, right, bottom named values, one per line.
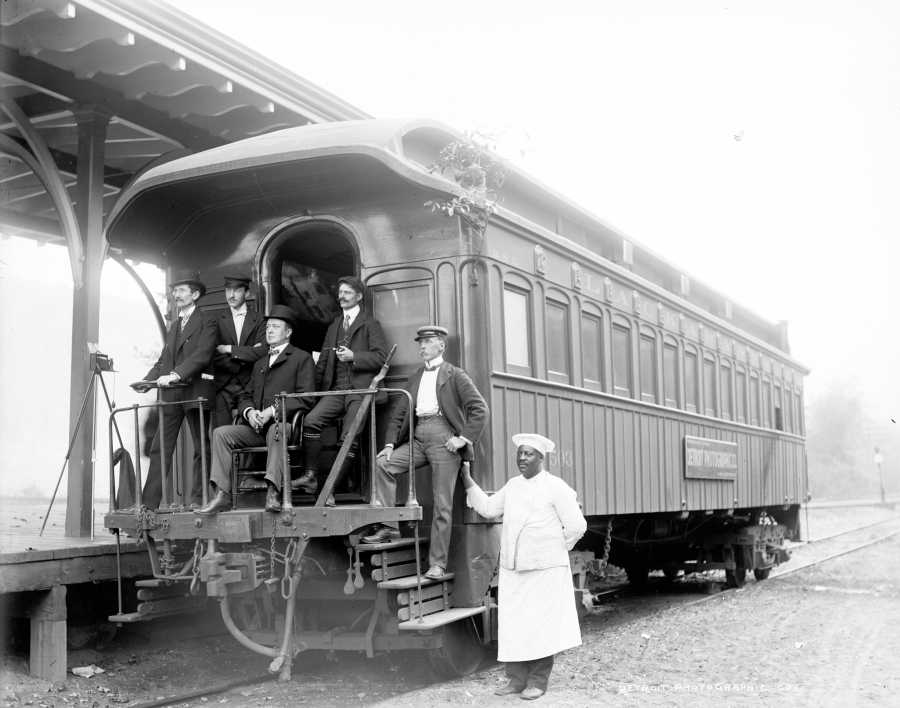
left=190, top=539, right=203, bottom=595
left=269, top=517, right=277, bottom=580
left=598, top=518, right=613, bottom=576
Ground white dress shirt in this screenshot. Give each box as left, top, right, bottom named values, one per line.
left=415, top=356, right=443, bottom=416
left=267, top=341, right=288, bottom=366
left=230, top=304, right=247, bottom=341
left=341, top=304, right=360, bottom=331
left=178, top=303, right=196, bottom=329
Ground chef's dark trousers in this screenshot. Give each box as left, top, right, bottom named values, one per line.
left=505, top=654, right=555, bottom=692
left=143, top=403, right=210, bottom=509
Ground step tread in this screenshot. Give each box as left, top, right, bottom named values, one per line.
left=377, top=572, right=455, bottom=590
left=398, top=605, right=485, bottom=631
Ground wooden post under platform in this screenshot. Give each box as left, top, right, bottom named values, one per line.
left=1, top=586, right=68, bottom=683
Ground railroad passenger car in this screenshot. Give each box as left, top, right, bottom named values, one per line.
left=103, top=119, right=808, bottom=678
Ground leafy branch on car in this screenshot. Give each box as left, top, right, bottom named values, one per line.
left=424, top=129, right=513, bottom=254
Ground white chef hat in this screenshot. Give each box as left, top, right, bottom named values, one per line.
left=511, top=433, right=555, bottom=457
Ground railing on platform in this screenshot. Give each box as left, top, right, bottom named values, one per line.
left=106, top=381, right=209, bottom=512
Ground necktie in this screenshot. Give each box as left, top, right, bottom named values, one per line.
left=269, top=347, right=279, bottom=356
left=180, top=315, right=189, bottom=331
left=343, top=314, right=350, bottom=332
left=426, top=364, right=438, bottom=372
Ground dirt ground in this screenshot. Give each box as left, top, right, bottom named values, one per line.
left=2, top=507, right=898, bottom=708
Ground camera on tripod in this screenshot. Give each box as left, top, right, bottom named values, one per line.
left=90, top=350, right=115, bottom=372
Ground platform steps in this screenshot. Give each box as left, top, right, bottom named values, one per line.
left=367, top=539, right=485, bottom=630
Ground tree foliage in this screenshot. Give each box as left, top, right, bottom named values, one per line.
left=423, top=129, right=514, bottom=250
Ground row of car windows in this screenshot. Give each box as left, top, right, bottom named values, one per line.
left=503, top=287, right=804, bottom=435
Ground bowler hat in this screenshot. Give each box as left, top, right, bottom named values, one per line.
left=170, top=270, right=207, bottom=298
left=414, top=325, right=449, bottom=341
left=264, top=304, right=298, bottom=329
left=338, top=275, right=366, bottom=298
left=223, top=273, right=252, bottom=287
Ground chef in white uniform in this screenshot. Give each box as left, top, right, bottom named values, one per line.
left=460, top=433, right=586, bottom=700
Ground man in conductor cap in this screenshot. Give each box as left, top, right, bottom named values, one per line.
left=212, top=273, right=266, bottom=428
left=195, top=305, right=316, bottom=514
left=461, top=433, right=587, bottom=700
left=130, top=271, right=217, bottom=511
left=298, top=276, right=388, bottom=506
left=365, top=325, right=488, bottom=581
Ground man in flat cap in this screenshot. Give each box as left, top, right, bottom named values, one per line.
left=366, top=326, right=488, bottom=580
left=131, top=270, right=217, bottom=511
left=212, top=274, right=266, bottom=429
left=298, top=276, right=388, bottom=506
left=196, top=305, right=316, bottom=514
left=461, top=433, right=587, bottom=700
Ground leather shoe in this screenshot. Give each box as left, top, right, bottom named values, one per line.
left=291, top=470, right=317, bottom=495
left=116, top=503, right=140, bottom=514
left=194, top=490, right=232, bottom=515
left=519, top=687, right=545, bottom=700
left=423, top=565, right=446, bottom=580
left=265, top=485, right=282, bottom=512
left=324, top=493, right=336, bottom=508
left=361, top=525, right=401, bottom=544
left=494, top=684, right=523, bottom=696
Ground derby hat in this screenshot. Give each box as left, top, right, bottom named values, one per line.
left=170, top=270, right=206, bottom=298
left=264, top=304, right=298, bottom=329
left=414, top=325, right=449, bottom=341
left=338, top=275, right=366, bottom=298
left=223, top=273, right=252, bottom=287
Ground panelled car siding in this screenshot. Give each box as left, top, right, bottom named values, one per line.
left=491, top=376, right=804, bottom=515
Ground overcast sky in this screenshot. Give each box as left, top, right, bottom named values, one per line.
left=173, top=0, right=899, bottom=419
left=1, top=0, right=897, bottom=496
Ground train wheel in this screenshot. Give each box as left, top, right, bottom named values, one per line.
left=428, top=616, right=484, bottom=678
left=753, top=567, right=772, bottom=581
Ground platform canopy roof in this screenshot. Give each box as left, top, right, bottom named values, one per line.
left=0, top=0, right=370, bottom=250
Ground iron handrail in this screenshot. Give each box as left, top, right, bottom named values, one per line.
left=107, top=393, right=210, bottom=512
left=276, top=386, right=418, bottom=510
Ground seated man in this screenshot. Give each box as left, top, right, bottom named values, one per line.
left=298, top=276, right=387, bottom=507
left=366, top=326, right=488, bottom=579
left=195, top=305, right=315, bottom=514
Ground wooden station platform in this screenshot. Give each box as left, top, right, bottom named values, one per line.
left=0, top=499, right=152, bottom=682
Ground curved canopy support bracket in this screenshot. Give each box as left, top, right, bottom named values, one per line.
left=0, top=94, right=84, bottom=288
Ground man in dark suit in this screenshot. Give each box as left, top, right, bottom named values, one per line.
left=195, top=305, right=316, bottom=514
left=130, top=271, right=217, bottom=511
left=212, top=274, right=266, bottom=428
left=299, top=276, right=388, bottom=507
left=365, top=326, right=489, bottom=580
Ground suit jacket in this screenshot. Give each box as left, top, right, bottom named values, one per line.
left=145, top=308, right=217, bottom=410
left=315, top=310, right=388, bottom=394
left=213, top=306, right=266, bottom=390
left=384, top=361, right=489, bottom=461
left=237, top=344, right=316, bottom=424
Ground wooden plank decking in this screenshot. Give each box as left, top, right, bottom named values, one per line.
left=0, top=499, right=150, bottom=594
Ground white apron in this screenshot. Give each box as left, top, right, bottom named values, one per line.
left=497, top=564, right=581, bottom=661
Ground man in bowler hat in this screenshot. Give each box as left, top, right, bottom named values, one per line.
left=213, top=274, right=266, bottom=428
left=298, top=276, right=388, bottom=507
left=130, top=270, right=217, bottom=510
left=366, top=326, right=488, bottom=580
left=196, top=305, right=316, bottom=514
